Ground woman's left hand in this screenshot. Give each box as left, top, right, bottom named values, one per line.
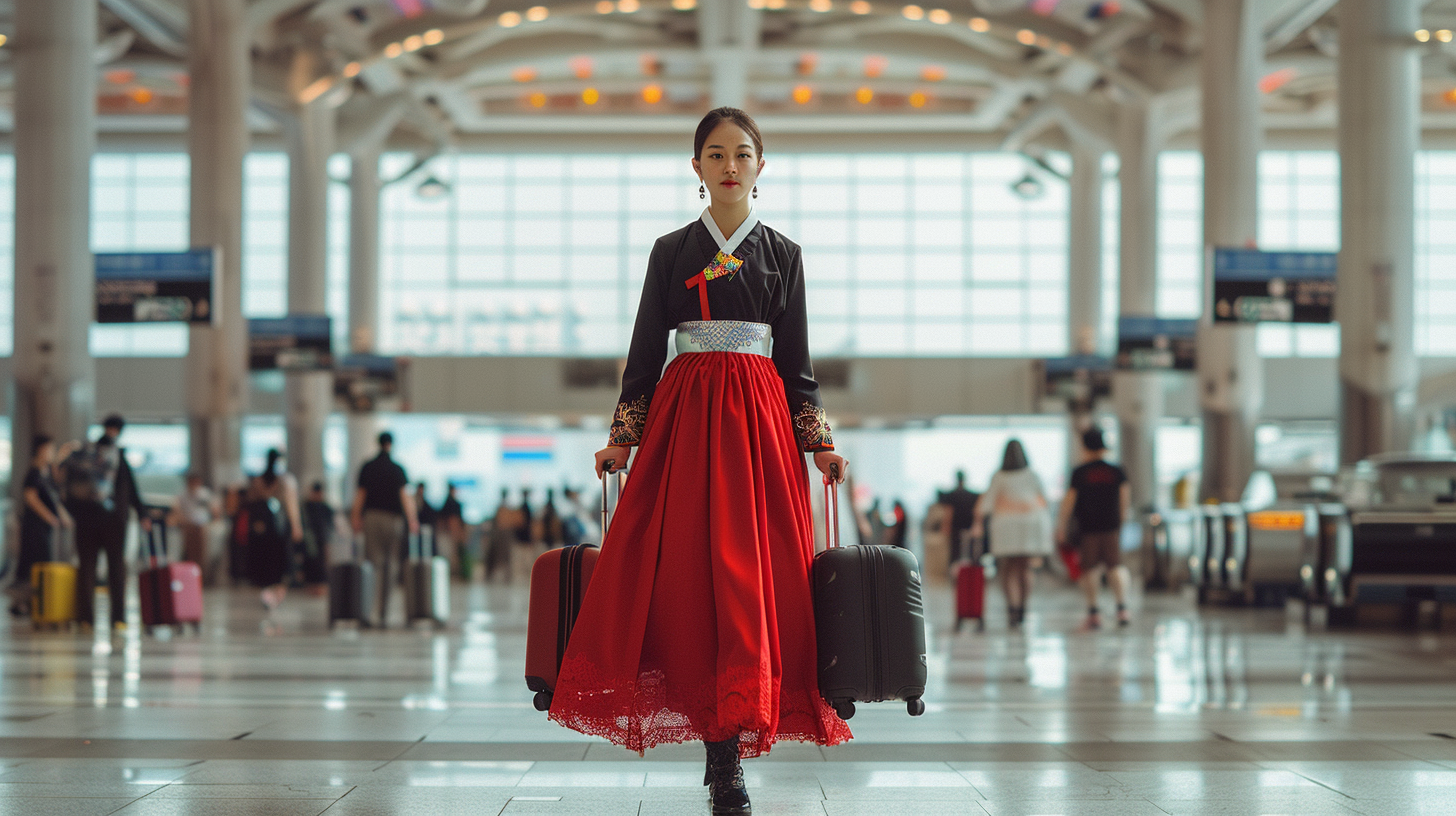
left=813, top=451, right=848, bottom=484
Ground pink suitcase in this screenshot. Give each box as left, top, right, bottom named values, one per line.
left=139, top=516, right=204, bottom=632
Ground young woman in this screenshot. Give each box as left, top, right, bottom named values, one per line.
left=971, top=439, right=1053, bottom=627
left=547, top=107, right=851, bottom=814
left=11, top=435, right=71, bottom=617
left=246, top=449, right=303, bottom=611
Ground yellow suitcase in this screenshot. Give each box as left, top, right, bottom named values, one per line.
left=31, top=562, right=76, bottom=627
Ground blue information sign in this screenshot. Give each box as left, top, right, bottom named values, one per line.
left=334, top=353, right=400, bottom=412
left=248, top=315, right=333, bottom=371
left=94, top=248, right=217, bottom=324
left=1212, top=247, right=1336, bottom=323
left=1040, top=355, right=1113, bottom=403
left=1116, top=317, right=1197, bottom=371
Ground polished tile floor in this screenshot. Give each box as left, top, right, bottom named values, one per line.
left=3, top=572, right=1456, bottom=815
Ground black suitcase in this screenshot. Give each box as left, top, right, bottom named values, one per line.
left=812, top=469, right=928, bottom=720
left=328, top=537, right=375, bottom=628
left=404, top=527, right=450, bottom=627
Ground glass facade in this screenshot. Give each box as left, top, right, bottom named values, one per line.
left=0, top=150, right=1451, bottom=360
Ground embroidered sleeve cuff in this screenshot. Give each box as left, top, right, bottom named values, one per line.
left=792, top=403, right=834, bottom=453
left=608, top=395, right=650, bottom=447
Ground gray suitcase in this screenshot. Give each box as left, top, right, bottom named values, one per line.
left=405, top=527, right=450, bottom=627
left=328, top=537, right=374, bottom=627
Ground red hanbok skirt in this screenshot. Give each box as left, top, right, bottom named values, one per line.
left=547, top=351, right=853, bottom=758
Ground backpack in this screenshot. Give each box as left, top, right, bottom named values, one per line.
left=63, top=443, right=121, bottom=508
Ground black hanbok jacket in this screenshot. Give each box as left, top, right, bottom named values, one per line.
left=608, top=218, right=834, bottom=453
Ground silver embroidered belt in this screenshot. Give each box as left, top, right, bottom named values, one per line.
left=675, top=321, right=772, bottom=357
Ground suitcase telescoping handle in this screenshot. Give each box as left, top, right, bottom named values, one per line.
left=823, top=464, right=841, bottom=550
left=144, top=507, right=169, bottom=569
left=600, top=460, right=625, bottom=537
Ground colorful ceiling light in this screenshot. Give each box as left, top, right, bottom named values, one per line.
left=570, top=56, right=594, bottom=79
left=582, top=88, right=601, bottom=105
left=403, top=34, right=424, bottom=52
left=792, top=85, right=814, bottom=104
left=810, top=0, right=833, bottom=10
left=343, top=62, right=362, bottom=78
left=1030, top=0, right=1060, bottom=15
left=383, top=42, right=404, bottom=58
left=864, top=55, right=888, bottom=77
left=902, top=5, right=924, bottom=20
left=498, top=11, right=522, bottom=27
left=1016, top=28, right=1037, bottom=45
left=526, top=6, right=549, bottom=21
left=909, top=91, right=928, bottom=108
left=1415, top=29, right=1430, bottom=42
left=1258, top=67, right=1297, bottom=94
left=672, top=0, right=697, bottom=8
left=798, top=53, right=820, bottom=75
left=920, top=65, right=946, bottom=82
left=928, top=8, right=950, bottom=24
left=1437, top=30, right=1453, bottom=43
left=529, top=92, right=548, bottom=108
left=617, top=0, right=640, bottom=12
left=423, top=29, right=445, bottom=45
left=643, top=84, right=664, bottom=104
left=969, top=17, right=990, bottom=32
left=596, top=0, right=614, bottom=12
left=511, top=66, right=538, bottom=82
left=855, top=86, right=874, bottom=104
left=850, top=1, right=872, bottom=14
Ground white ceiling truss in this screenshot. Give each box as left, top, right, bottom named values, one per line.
left=0, top=0, right=1454, bottom=157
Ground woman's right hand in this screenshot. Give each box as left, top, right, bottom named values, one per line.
left=595, top=446, right=631, bottom=478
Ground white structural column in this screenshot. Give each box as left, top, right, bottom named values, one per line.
left=345, top=144, right=383, bottom=485
left=699, top=1, right=759, bottom=108
left=11, top=0, right=97, bottom=491
left=1198, top=0, right=1265, bottom=501
left=284, top=96, right=336, bottom=491
left=1068, top=144, right=1105, bottom=356
left=1066, top=144, right=1106, bottom=464
left=1112, top=102, right=1163, bottom=511
left=186, top=0, right=249, bottom=488
left=1337, top=0, right=1419, bottom=463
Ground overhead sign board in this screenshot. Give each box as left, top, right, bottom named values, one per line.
left=333, top=353, right=400, bottom=412
left=1116, top=317, right=1197, bottom=371
left=248, top=315, right=333, bottom=371
left=1212, top=247, right=1337, bottom=324
left=1039, top=355, right=1113, bottom=402
left=95, top=248, right=217, bottom=324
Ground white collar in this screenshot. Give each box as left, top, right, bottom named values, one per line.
left=699, top=207, right=759, bottom=257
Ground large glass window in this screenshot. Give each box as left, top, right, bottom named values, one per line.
left=377, top=152, right=1070, bottom=358
left=1416, top=151, right=1456, bottom=356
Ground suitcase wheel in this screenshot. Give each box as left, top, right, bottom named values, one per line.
left=833, top=700, right=855, bottom=720
left=533, top=690, right=553, bottom=712
left=907, top=697, right=925, bottom=717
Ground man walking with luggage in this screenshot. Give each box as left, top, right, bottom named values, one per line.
left=350, top=432, right=417, bottom=628
left=1056, top=427, right=1132, bottom=630
left=63, top=414, right=150, bottom=631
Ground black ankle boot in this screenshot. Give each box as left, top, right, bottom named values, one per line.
left=704, top=737, right=751, bottom=814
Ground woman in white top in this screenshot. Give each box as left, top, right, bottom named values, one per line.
left=970, top=439, right=1053, bottom=627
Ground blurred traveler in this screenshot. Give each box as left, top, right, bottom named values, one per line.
left=247, top=449, right=303, bottom=611
left=517, top=487, right=536, bottom=545
left=171, top=472, right=217, bottom=574
left=540, top=488, right=563, bottom=549
left=883, top=500, right=909, bottom=549
left=10, top=435, right=72, bottom=618
left=62, top=414, right=149, bottom=631
left=485, top=488, right=517, bottom=583
left=942, top=470, right=980, bottom=563
left=1057, top=427, right=1132, bottom=630
left=971, top=439, right=1053, bottom=628
left=350, top=432, right=418, bottom=626
left=300, top=482, right=336, bottom=593
left=437, top=483, right=466, bottom=570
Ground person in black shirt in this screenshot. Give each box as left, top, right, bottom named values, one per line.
left=437, top=483, right=466, bottom=573
left=942, top=470, right=980, bottom=563
left=62, top=414, right=150, bottom=631
left=1056, top=427, right=1132, bottom=630
left=350, top=432, right=418, bottom=627
left=301, top=482, right=336, bottom=592
left=10, top=435, right=71, bottom=617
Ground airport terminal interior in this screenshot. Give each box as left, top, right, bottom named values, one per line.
left=1, top=0, right=1456, bottom=813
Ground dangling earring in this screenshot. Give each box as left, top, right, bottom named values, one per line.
left=751, top=185, right=758, bottom=200
left=699, top=183, right=705, bottom=200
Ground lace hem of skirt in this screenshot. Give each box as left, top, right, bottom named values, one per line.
left=547, top=658, right=852, bottom=758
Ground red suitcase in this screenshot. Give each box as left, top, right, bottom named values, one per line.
left=955, top=534, right=985, bottom=632
left=524, top=467, right=621, bottom=712
left=139, top=515, right=204, bottom=632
